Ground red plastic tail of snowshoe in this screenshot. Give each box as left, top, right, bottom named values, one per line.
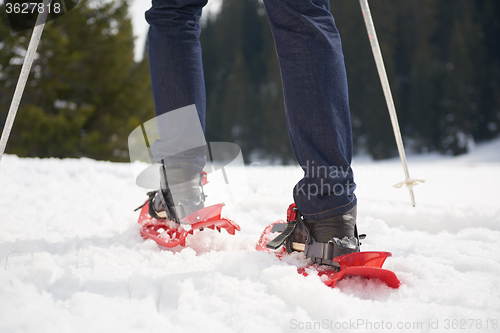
left=314, top=252, right=400, bottom=288
left=138, top=201, right=240, bottom=248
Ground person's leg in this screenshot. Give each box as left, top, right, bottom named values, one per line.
left=146, top=0, right=207, bottom=124
left=263, top=0, right=356, bottom=221
left=144, top=0, right=209, bottom=219
left=145, top=0, right=208, bottom=172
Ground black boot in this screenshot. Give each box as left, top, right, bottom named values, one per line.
left=303, top=205, right=357, bottom=242
left=302, top=205, right=359, bottom=265
left=148, top=164, right=205, bottom=221
left=267, top=204, right=360, bottom=267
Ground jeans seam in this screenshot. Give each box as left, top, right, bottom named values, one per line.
left=284, top=104, right=294, bottom=141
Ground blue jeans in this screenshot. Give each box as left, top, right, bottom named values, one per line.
left=145, top=0, right=357, bottom=219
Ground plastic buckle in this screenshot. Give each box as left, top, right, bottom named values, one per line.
left=287, top=203, right=297, bottom=222
left=201, top=171, right=208, bottom=186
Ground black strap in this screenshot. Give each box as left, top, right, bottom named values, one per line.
left=160, top=160, right=180, bottom=223
left=266, top=207, right=311, bottom=250
left=266, top=221, right=296, bottom=249
left=134, top=191, right=156, bottom=212
left=304, top=236, right=359, bottom=266
left=265, top=205, right=361, bottom=267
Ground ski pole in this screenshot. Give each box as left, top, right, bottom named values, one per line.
left=0, top=0, right=52, bottom=164
left=359, top=0, right=424, bottom=207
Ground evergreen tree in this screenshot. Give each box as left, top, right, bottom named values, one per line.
left=332, top=0, right=500, bottom=157
left=331, top=0, right=399, bottom=159
left=0, top=0, right=154, bottom=161
left=2, top=0, right=498, bottom=162
left=202, top=0, right=293, bottom=162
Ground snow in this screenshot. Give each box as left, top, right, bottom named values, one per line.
left=1, top=139, right=500, bottom=333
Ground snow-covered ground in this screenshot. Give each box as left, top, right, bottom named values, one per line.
left=1, top=139, right=499, bottom=333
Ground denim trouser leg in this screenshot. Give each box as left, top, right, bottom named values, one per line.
left=146, top=0, right=357, bottom=219
left=145, top=0, right=208, bottom=172
left=263, top=0, right=356, bottom=219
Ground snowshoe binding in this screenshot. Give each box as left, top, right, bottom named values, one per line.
left=136, top=162, right=240, bottom=248
left=257, top=203, right=400, bottom=288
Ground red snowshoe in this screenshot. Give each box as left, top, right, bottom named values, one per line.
left=256, top=204, right=400, bottom=289
left=137, top=201, right=240, bottom=248
left=136, top=167, right=240, bottom=248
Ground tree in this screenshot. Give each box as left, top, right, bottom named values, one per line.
left=2, top=0, right=498, bottom=162
left=201, top=0, right=294, bottom=163
left=0, top=0, right=155, bottom=161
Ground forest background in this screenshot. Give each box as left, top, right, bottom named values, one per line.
left=1, top=0, right=499, bottom=163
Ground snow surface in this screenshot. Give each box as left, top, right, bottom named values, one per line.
left=1, top=140, right=500, bottom=333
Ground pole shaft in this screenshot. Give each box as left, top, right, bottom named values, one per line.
left=0, top=0, right=51, bottom=163
left=359, top=0, right=415, bottom=206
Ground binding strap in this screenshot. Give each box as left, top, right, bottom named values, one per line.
left=266, top=204, right=361, bottom=267
left=266, top=203, right=311, bottom=249
left=304, top=236, right=359, bottom=267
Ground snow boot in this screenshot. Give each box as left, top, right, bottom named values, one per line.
left=266, top=204, right=362, bottom=267
left=146, top=162, right=206, bottom=222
